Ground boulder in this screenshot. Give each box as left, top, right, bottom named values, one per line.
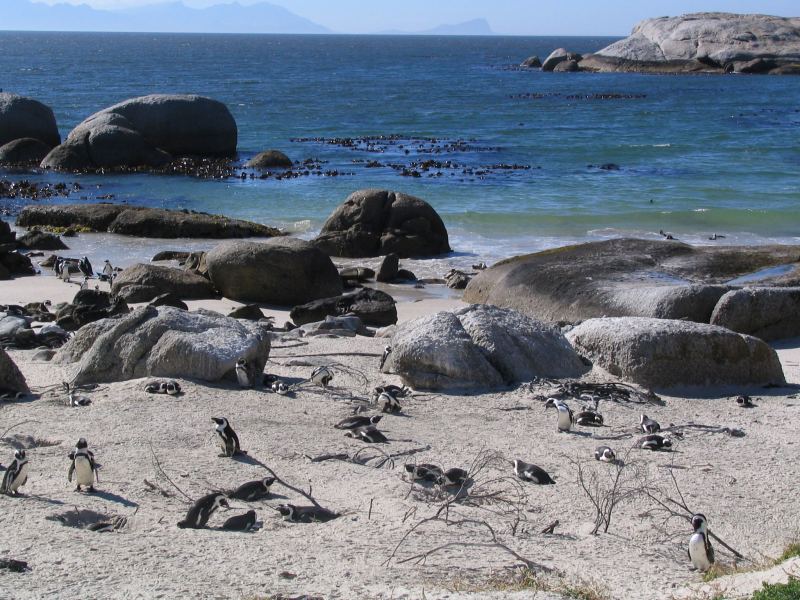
left=444, top=269, right=471, bottom=290
left=382, top=304, right=587, bottom=391
left=376, top=253, right=399, bottom=282
left=464, top=238, right=800, bottom=323
left=0, top=250, right=35, bottom=279
left=542, top=48, right=582, bottom=71
left=148, top=293, right=188, bottom=310
left=41, top=94, right=237, bottom=171
left=710, top=287, right=800, bottom=341
left=566, top=317, right=785, bottom=389
left=183, top=251, right=209, bottom=277
left=0, top=92, right=60, bottom=148
left=553, top=59, right=580, bottom=72
left=313, top=189, right=451, bottom=258
left=227, top=304, right=265, bottom=321
left=520, top=55, right=542, bottom=68
left=0, top=221, right=15, bottom=244
left=111, top=263, right=216, bottom=303
left=0, top=347, right=29, bottom=395
left=299, top=315, right=365, bottom=337
left=0, top=314, right=30, bottom=338
left=152, top=250, right=191, bottom=262
left=245, top=150, right=292, bottom=169
left=0, top=137, right=53, bottom=165
left=590, top=13, right=800, bottom=74
left=17, top=204, right=283, bottom=239
left=290, top=288, right=397, bottom=327
left=54, top=305, right=271, bottom=384
left=206, top=238, right=342, bottom=306
left=339, top=266, right=375, bottom=284
left=56, top=289, right=130, bottom=331
left=16, top=230, right=68, bottom=250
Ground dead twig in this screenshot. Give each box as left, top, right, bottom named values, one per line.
left=148, top=442, right=193, bottom=504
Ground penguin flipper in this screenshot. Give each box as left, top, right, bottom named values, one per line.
left=707, top=537, right=715, bottom=565
left=68, top=462, right=75, bottom=482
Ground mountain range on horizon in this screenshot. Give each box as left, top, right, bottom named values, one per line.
left=2, top=0, right=495, bottom=35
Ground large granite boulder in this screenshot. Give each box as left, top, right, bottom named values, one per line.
left=587, top=13, right=800, bottom=74
left=206, top=238, right=342, bottom=306
left=0, top=92, right=60, bottom=148
left=56, top=289, right=129, bottom=331
left=382, top=304, right=587, bottom=391
left=111, top=263, right=216, bottom=303
left=41, top=94, right=237, bottom=171
left=710, top=287, right=800, bottom=341
left=566, top=317, right=785, bottom=389
left=313, top=189, right=451, bottom=258
left=0, top=137, right=53, bottom=165
left=290, top=288, right=397, bottom=327
left=0, top=347, right=29, bottom=395
left=0, top=250, right=35, bottom=279
left=464, top=238, right=800, bottom=324
left=17, top=204, right=283, bottom=239
left=16, top=229, right=68, bottom=250
left=54, top=305, right=270, bottom=384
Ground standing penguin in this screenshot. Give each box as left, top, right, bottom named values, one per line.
left=640, top=414, right=661, bottom=434
left=544, top=398, right=574, bottom=432
left=688, top=513, right=715, bottom=572
left=79, top=256, right=93, bottom=278
left=235, top=358, right=252, bottom=388
left=177, top=493, right=229, bottom=529
left=378, top=390, right=402, bottom=414
left=379, top=346, right=392, bottom=370
left=68, top=438, right=98, bottom=492
left=211, top=417, right=241, bottom=457
left=310, top=366, right=333, bottom=388
left=1, top=449, right=29, bottom=495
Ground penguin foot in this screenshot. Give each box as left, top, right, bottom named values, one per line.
left=75, top=486, right=82, bottom=492
left=88, top=486, right=96, bottom=493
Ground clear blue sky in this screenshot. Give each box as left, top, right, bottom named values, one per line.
left=33, top=0, right=800, bottom=35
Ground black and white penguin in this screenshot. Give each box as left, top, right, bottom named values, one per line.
left=235, top=358, right=252, bottom=388
left=639, top=434, right=672, bottom=451
left=144, top=381, right=161, bottom=394
left=594, top=446, right=616, bottom=463
left=68, top=438, right=98, bottom=492
left=334, top=414, right=382, bottom=430
left=310, top=366, right=333, bottom=388
left=229, top=477, right=276, bottom=502
left=379, top=346, right=392, bottom=370
left=99, top=260, right=114, bottom=282
left=379, top=391, right=402, bottom=414
left=513, top=459, right=556, bottom=485
left=177, top=492, right=229, bottom=529
left=736, top=395, right=754, bottom=408
left=211, top=417, right=241, bottom=457
left=374, top=384, right=409, bottom=399
left=165, top=381, right=180, bottom=395
left=640, top=414, right=661, bottom=434
left=271, top=380, right=289, bottom=395
left=544, top=398, right=573, bottom=432
left=344, top=425, right=388, bottom=443
left=64, top=383, right=91, bottom=407
left=688, top=513, right=715, bottom=572
left=439, top=467, right=470, bottom=487
left=79, top=256, right=93, bottom=278
left=276, top=504, right=338, bottom=523
left=1, top=449, right=29, bottom=495
left=221, top=510, right=258, bottom=531
left=575, top=408, right=604, bottom=427
left=404, top=463, right=443, bottom=482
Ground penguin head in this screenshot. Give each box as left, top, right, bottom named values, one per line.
left=691, top=513, right=708, bottom=532
left=276, top=504, right=295, bottom=519
left=236, top=358, right=247, bottom=368
left=543, top=397, right=558, bottom=410
left=640, top=414, right=648, bottom=423
left=14, top=449, right=26, bottom=461
left=369, top=415, right=383, bottom=425
left=214, top=494, right=230, bottom=510
left=262, top=477, right=276, bottom=489
left=211, top=417, right=228, bottom=429
left=403, top=464, right=417, bottom=475
left=662, top=437, right=673, bottom=448
left=76, top=438, right=88, bottom=449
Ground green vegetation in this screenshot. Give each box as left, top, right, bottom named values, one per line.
left=750, top=578, right=800, bottom=600
left=778, top=543, right=800, bottom=563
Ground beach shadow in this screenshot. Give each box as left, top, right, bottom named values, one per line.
left=7, top=493, right=66, bottom=506
left=566, top=430, right=593, bottom=438
left=91, top=490, right=138, bottom=508
left=231, top=453, right=263, bottom=466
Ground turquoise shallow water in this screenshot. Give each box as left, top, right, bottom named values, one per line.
left=1, top=32, right=799, bottom=271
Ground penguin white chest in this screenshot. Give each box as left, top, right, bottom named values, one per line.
left=689, top=534, right=712, bottom=571
left=557, top=407, right=572, bottom=431
left=9, top=462, right=29, bottom=492
left=74, top=456, right=94, bottom=486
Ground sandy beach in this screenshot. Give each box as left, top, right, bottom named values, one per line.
left=2, top=273, right=799, bottom=600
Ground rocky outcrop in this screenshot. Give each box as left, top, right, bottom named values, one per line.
left=542, top=48, right=582, bottom=71
left=205, top=238, right=342, bottom=306
left=464, top=238, right=800, bottom=324
left=0, top=137, right=53, bottom=165
left=245, top=150, right=292, bottom=169
left=0, top=92, right=60, bottom=149
left=54, top=305, right=271, bottom=384
left=41, top=94, right=237, bottom=171
left=567, top=317, right=785, bottom=389
left=710, top=287, right=800, bottom=341
left=55, top=289, right=129, bottom=331
left=382, top=305, right=587, bottom=391
left=111, top=263, right=216, bottom=303
left=520, top=55, right=541, bottom=68
left=313, top=189, right=451, bottom=258
left=585, top=13, right=800, bottom=74
left=290, top=288, right=397, bottom=327
left=16, top=229, right=68, bottom=251
left=0, top=250, right=35, bottom=280
left=16, top=204, right=283, bottom=239
left=0, top=347, right=29, bottom=395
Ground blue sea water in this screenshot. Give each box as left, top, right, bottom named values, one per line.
left=1, top=32, right=799, bottom=274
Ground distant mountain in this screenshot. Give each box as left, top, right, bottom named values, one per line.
left=0, top=0, right=330, bottom=34
left=380, top=18, right=494, bottom=36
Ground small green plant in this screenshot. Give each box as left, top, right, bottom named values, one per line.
left=750, top=577, right=800, bottom=600
left=778, top=543, right=800, bottom=563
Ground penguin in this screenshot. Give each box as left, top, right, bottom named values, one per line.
left=514, top=460, right=555, bottom=484
left=544, top=398, right=573, bottom=432
left=344, top=425, right=387, bottom=443
left=688, top=513, right=715, bottom=572
left=438, top=467, right=470, bottom=487
left=79, top=256, right=93, bottom=278
left=310, top=366, right=333, bottom=388
left=575, top=408, right=604, bottom=427
left=68, top=438, right=98, bottom=492
left=53, top=256, right=63, bottom=277
left=276, top=504, right=338, bottom=523
left=229, top=477, right=276, bottom=502
left=374, top=384, right=409, bottom=399
left=144, top=381, right=162, bottom=394
left=379, top=346, right=392, bottom=370
left=736, top=395, right=754, bottom=408
left=271, top=380, right=289, bottom=395
left=99, top=260, right=114, bottom=282
left=64, top=383, right=91, bottom=407
left=639, top=434, right=672, bottom=451
left=263, top=373, right=278, bottom=386
left=594, top=446, right=616, bottom=463
left=640, top=414, right=661, bottom=434
left=165, top=381, right=180, bottom=395
left=334, top=414, right=382, bottom=430
left=79, top=276, right=89, bottom=291
left=235, top=358, right=252, bottom=388
left=211, top=417, right=241, bottom=457
left=1, top=449, right=29, bottom=495
left=177, top=492, right=229, bottom=529
left=379, top=391, right=402, bottom=414
left=404, top=463, right=443, bottom=482
left=61, top=265, right=71, bottom=283
left=221, top=510, right=258, bottom=531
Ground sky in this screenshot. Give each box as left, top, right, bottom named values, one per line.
left=29, top=0, right=800, bottom=35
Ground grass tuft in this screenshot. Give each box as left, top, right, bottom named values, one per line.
left=750, top=577, right=800, bottom=600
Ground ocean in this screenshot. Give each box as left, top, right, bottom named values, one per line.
left=2, top=32, right=800, bottom=279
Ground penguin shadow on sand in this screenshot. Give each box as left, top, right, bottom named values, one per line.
left=89, top=489, right=139, bottom=508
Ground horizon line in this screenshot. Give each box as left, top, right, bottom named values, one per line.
left=0, top=29, right=627, bottom=37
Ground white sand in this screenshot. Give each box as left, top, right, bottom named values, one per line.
left=2, top=275, right=799, bottom=600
